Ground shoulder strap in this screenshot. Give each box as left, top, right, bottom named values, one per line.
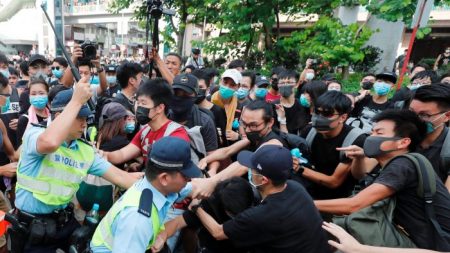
left=305, top=127, right=317, bottom=149
left=140, top=125, right=152, bottom=143
left=401, top=153, right=450, bottom=249
left=440, top=128, right=450, bottom=172
left=163, top=121, right=183, bottom=137
left=138, top=188, right=153, bottom=217
left=340, top=127, right=365, bottom=160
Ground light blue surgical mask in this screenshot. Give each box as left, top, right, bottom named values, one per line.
left=219, top=85, right=235, bottom=99
left=30, top=95, right=48, bottom=109
left=106, top=76, right=117, bottom=85
left=425, top=113, right=446, bottom=134
left=299, top=94, right=311, bottom=108
left=374, top=82, right=391, bottom=96
left=91, top=75, right=100, bottom=85
left=52, top=69, right=64, bottom=79
left=236, top=87, right=249, bottom=100
left=255, top=88, right=268, bottom=99
left=124, top=122, right=136, bottom=133
left=0, top=69, right=9, bottom=79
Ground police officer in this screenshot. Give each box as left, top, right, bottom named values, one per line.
left=90, top=136, right=201, bottom=253
left=10, top=76, right=142, bottom=253
left=104, top=65, right=120, bottom=98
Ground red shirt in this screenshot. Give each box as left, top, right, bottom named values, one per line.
left=131, top=120, right=190, bottom=162
left=265, top=91, right=281, bottom=103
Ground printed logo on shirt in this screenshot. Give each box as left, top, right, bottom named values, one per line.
left=4, top=102, right=20, bottom=114
left=50, top=153, right=89, bottom=170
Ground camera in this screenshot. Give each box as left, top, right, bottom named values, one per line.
left=80, top=40, right=97, bottom=61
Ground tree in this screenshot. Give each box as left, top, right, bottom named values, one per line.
left=109, top=0, right=201, bottom=55
left=281, top=17, right=372, bottom=78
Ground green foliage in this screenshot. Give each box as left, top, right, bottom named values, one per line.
left=416, top=27, right=432, bottom=39
left=351, top=46, right=383, bottom=73
left=335, top=72, right=362, bottom=92
left=282, top=17, right=372, bottom=69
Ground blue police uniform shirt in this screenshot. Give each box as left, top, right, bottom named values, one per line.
left=15, top=126, right=112, bottom=214
left=90, top=177, right=192, bottom=253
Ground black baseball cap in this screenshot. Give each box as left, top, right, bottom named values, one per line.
left=149, top=136, right=201, bottom=178
left=28, top=54, right=49, bottom=67
left=105, top=65, right=117, bottom=73
left=172, top=73, right=199, bottom=96
left=237, top=145, right=292, bottom=181
left=376, top=72, right=397, bottom=84
left=255, top=75, right=270, bottom=87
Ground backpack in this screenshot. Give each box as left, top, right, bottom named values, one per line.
left=333, top=153, right=450, bottom=250
left=345, top=116, right=373, bottom=134
left=140, top=121, right=207, bottom=165
left=440, top=128, right=450, bottom=176
left=305, top=126, right=365, bottom=161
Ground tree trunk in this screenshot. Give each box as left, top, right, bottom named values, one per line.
left=263, top=24, right=272, bottom=50
left=275, top=5, right=280, bottom=40
left=177, top=0, right=188, bottom=56
left=243, top=30, right=254, bottom=60
left=342, top=65, right=350, bottom=80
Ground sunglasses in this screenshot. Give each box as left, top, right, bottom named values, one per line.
left=315, top=109, right=340, bottom=118
left=51, top=66, right=61, bottom=70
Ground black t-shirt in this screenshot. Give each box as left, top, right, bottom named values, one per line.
left=301, top=124, right=367, bottom=199
left=183, top=107, right=218, bottom=153
left=374, top=156, right=450, bottom=250
left=112, top=93, right=135, bottom=113
left=272, top=99, right=311, bottom=135
left=223, top=181, right=331, bottom=253
left=18, top=90, right=30, bottom=115
left=417, top=127, right=449, bottom=183
left=352, top=95, right=393, bottom=119
left=99, top=135, right=130, bottom=169
left=183, top=199, right=249, bottom=253
left=209, top=104, right=228, bottom=148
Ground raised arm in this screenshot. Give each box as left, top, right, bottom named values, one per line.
left=37, top=76, right=91, bottom=154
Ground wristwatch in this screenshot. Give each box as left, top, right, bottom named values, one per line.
left=97, top=67, right=104, bottom=73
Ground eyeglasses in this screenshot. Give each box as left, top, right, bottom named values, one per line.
left=51, top=66, right=60, bottom=71
left=415, top=111, right=446, bottom=121
left=314, top=109, right=340, bottom=118
left=240, top=120, right=265, bottom=131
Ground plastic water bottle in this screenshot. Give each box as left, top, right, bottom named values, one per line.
left=291, top=148, right=308, bottom=165
left=84, top=203, right=100, bottom=230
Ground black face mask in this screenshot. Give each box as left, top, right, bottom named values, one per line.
left=271, top=80, right=279, bottom=91
left=136, top=106, right=151, bottom=125
left=246, top=130, right=264, bottom=144
left=362, top=81, right=374, bottom=90
left=279, top=86, right=294, bottom=98
left=196, top=88, right=207, bottom=104
left=170, top=96, right=196, bottom=121
left=311, top=114, right=338, bottom=131
left=363, top=136, right=401, bottom=158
